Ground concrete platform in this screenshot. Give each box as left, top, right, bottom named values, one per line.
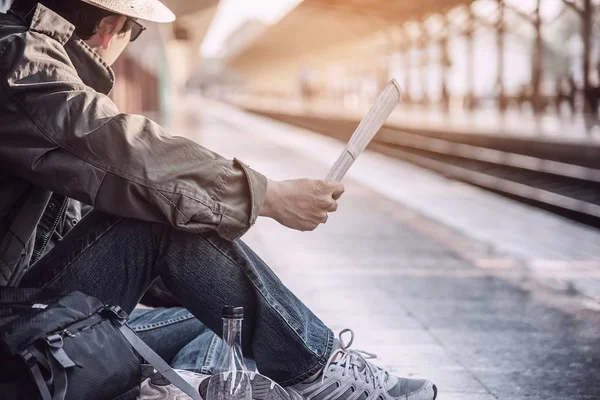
left=172, top=97, right=600, bottom=400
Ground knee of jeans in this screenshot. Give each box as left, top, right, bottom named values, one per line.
left=172, top=332, right=257, bottom=374
left=171, top=331, right=222, bottom=374
left=201, top=336, right=258, bottom=374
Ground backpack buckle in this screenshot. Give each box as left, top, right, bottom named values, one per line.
left=101, top=305, right=127, bottom=326
left=46, top=334, right=76, bottom=369
left=45, top=334, right=63, bottom=348
left=20, top=349, right=37, bottom=367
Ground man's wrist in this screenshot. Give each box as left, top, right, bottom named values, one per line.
left=260, top=179, right=279, bottom=219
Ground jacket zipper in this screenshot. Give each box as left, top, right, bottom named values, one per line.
left=31, top=198, right=68, bottom=264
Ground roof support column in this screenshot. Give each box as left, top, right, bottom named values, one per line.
left=402, top=45, right=412, bottom=104
left=496, top=0, right=506, bottom=112
left=531, top=0, right=543, bottom=113
left=440, top=14, right=451, bottom=112
left=581, top=0, right=594, bottom=114
left=402, top=30, right=413, bottom=105
left=465, top=3, right=475, bottom=111
left=420, top=24, right=430, bottom=106
left=561, top=0, right=596, bottom=114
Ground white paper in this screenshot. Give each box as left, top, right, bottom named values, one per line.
left=326, top=79, right=402, bottom=182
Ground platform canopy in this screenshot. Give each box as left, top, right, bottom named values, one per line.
left=227, top=0, right=471, bottom=74
left=161, top=0, right=218, bottom=18
left=145, top=0, right=219, bottom=93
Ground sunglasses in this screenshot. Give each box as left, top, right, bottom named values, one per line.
left=128, top=19, right=146, bottom=42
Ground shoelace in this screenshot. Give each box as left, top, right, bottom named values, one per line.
left=321, top=329, right=388, bottom=390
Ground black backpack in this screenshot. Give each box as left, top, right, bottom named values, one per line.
left=0, top=288, right=202, bottom=400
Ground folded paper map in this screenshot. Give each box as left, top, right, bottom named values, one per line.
left=326, top=79, right=402, bottom=181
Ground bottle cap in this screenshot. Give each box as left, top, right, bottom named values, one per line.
left=222, top=306, right=244, bottom=319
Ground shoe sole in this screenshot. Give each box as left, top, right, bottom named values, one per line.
left=198, top=373, right=290, bottom=400
left=143, top=373, right=437, bottom=400
left=287, top=383, right=438, bottom=400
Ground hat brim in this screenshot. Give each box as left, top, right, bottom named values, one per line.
left=81, top=0, right=176, bottom=23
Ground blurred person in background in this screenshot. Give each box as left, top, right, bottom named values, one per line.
left=0, top=1, right=437, bottom=399
left=585, top=69, right=600, bottom=118
left=555, top=75, right=576, bottom=117
left=299, top=65, right=315, bottom=105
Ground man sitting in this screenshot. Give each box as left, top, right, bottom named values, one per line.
left=0, top=1, right=437, bottom=399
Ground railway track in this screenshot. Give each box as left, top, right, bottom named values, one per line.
left=254, top=111, right=600, bottom=228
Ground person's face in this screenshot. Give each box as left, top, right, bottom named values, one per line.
left=85, top=16, right=140, bottom=66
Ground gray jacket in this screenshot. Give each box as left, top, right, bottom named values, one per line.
left=0, top=4, right=267, bottom=286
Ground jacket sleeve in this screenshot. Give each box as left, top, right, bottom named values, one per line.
left=0, top=34, right=267, bottom=241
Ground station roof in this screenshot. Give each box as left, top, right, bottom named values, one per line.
left=304, top=0, right=471, bottom=22
left=161, top=0, right=217, bottom=44
left=228, top=0, right=471, bottom=71
left=162, top=0, right=218, bottom=18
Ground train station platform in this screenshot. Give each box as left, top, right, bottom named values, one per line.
left=171, top=97, right=600, bottom=400
left=225, top=95, right=600, bottom=230
left=226, top=95, right=600, bottom=146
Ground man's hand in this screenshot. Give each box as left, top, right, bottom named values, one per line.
left=260, top=179, right=345, bottom=231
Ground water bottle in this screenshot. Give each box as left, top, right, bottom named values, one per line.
left=206, top=306, right=252, bottom=400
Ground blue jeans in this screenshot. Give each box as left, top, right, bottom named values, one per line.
left=129, top=307, right=257, bottom=374
left=21, top=211, right=333, bottom=386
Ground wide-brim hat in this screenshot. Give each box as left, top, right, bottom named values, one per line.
left=81, top=0, right=176, bottom=23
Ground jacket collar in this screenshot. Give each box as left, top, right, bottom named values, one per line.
left=28, top=3, right=74, bottom=45
left=28, top=4, right=115, bottom=95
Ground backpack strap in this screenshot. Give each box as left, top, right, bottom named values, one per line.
left=103, top=306, right=202, bottom=400
left=119, top=324, right=202, bottom=400
left=47, top=351, right=68, bottom=400
left=21, top=344, right=71, bottom=400
left=21, top=349, right=53, bottom=400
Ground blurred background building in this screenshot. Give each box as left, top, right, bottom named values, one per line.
left=3, top=0, right=599, bottom=121
left=217, top=0, right=599, bottom=117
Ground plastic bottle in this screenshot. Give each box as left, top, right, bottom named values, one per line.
left=206, top=306, right=252, bottom=400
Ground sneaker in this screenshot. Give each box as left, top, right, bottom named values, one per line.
left=138, top=365, right=290, bottom=400
left=285, top=330, right=437, bottom=400
left=138, top=366, right=209, bottom=399
left=199, top=372, right=290, bottom=400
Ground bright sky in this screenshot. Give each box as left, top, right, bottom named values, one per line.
left=201, top=0, right=303, bottom=58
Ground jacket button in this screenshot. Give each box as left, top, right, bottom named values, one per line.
left=47, top=203, right=56, bottom=211
left=71, top=219, right=79, bottom=226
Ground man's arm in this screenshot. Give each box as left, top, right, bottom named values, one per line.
left=0, top=36, right=265, bottom=241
